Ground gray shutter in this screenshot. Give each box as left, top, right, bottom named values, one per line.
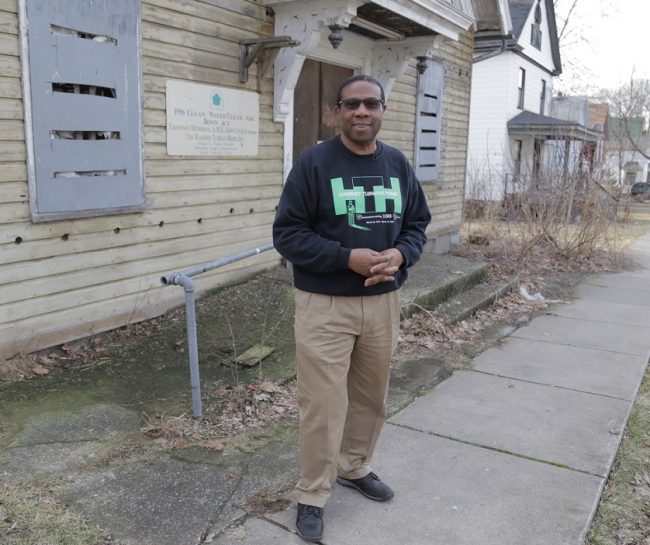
left=22, top=0, right=144, bottom=220
left=414, top=60, right=443, bottom=183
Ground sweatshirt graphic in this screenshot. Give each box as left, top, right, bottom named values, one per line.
left=331, top=176, right=402, bottom=231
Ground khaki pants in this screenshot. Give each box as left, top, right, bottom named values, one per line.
left=294, top=289, right=401, bottom=507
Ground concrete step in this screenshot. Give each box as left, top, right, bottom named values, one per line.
left=400, top=252, right=517, bottom=323
left=400, top=252, right=489, bottom=318
left=435, top=276, right=519, bottom=324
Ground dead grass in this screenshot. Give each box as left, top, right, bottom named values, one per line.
left=0, top=480, right=120, bottom=545
left=587, top=370, right=650, bottom=545
left=140, top=379, right=298, bottom=450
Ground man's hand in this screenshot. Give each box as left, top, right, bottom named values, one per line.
left=348, top=248, right=390, bottom=277
left=349, top=248, right=404, bottom=287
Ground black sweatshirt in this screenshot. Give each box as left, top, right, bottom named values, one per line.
left=272, top=136, right=431, bottom=296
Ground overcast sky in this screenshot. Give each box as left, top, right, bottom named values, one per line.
left=553, top=0, right=649, bottom=94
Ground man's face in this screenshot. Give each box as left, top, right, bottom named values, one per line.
left=336, top=81, right=385, bottom=154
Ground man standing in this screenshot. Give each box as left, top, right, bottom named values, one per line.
left=272, top=74, right=431, bottom=542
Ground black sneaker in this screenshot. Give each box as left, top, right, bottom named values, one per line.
left=336, top=472, right=394, bottom=502
left=296, top=503, right=324, bottom=542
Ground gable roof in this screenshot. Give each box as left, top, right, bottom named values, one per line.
left=508, top=0, right=562, bottom=75
left=509, top=0, right=535, bottom=38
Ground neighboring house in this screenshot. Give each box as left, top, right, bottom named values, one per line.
left=547, top=94, right=606, bottom=176
left=0, top=0, right=498, bottom=360
left=588, top=101, right=609, bottom=165
left=605, top=117, right=650, bottom=188
left=465, top=0, right=600, bottom=201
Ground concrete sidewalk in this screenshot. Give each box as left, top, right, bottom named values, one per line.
left=212, top=234, right=650, bottom=545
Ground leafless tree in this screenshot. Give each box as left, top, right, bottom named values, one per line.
left=607, top=78, right=650, bottom=160
left=553, top=0, right=617, bottom=94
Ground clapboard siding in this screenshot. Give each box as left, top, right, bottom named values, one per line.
left=380, top=30, right=472, bottom=240
left=0, top=0, right=475, bottom=360
left=0, top=0, right=283, bottom=359
left=0, top=257, right=276, bottom=359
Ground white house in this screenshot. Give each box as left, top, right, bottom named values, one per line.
left=465, top=0, right=599, bottom=201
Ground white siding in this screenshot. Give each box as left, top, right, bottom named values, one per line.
left=466, top=54, right=512, bottom=199
left=517, top=0, right=557, bottom=74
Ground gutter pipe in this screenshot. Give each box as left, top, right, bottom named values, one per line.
left=161, top=243, right=275, bottom=417
left=473, top=33, right=513, bottom=63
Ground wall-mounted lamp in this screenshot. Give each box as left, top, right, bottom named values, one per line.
left=416, top=56, right=429, bottom=75
left=328, top=24, right=344, bottom=49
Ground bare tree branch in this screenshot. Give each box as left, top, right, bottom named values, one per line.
left=555, top=0, right=580, bottom=41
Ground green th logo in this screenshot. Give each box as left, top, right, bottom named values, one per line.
left=330, top=176, right=402, bottom=231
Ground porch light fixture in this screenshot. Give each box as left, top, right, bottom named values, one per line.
left=352, top=16, right=405, bottom=41
left=416, top=56, right=429, bottom=74
left=328, top=24, right=344, bottom=48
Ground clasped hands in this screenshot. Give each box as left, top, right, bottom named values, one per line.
left=348, top=248, right=405, bottom=287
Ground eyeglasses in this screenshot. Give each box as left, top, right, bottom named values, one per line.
left=336, top=97, right=385, bottom=111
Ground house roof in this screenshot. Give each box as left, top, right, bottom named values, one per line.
left=474, top=0, right=561, bottom=75
left=610, top=117, right=645, bottom=138
left=551, top=95, right=590, bottom=126
left=508, top=110, right=601, bottom=141
left=509, top=0, right=535, bottom=38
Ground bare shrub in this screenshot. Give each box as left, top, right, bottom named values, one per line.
left=463, top=157, right=622, bottom=275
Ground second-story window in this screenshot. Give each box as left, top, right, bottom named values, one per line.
left=518, top=68, right=526, bottom=109
left=540, top=79, right=547, bottom=115
left=531, top=1, right=542, bottom=49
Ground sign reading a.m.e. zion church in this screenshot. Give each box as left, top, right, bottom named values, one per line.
left=166, top=80, right=259, bottom=156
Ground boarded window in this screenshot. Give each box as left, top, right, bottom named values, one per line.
left=414, top=60, right=443, bottom=183
left=20, top=0, right=144, bottom=221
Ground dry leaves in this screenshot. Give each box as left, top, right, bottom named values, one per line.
left=140, top=380, right=298, bottom=450
left=398, top=290, right=541, bottom=354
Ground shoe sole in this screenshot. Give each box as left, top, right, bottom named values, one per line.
left=296, top=528, right=323, bottom=543
left=336, top=476, right=394, bottom=502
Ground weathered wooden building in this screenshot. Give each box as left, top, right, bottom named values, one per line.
left=0, top=0, right=486, bottom=361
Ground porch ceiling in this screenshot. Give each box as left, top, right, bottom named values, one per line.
left=508, top=111, right=601, bottom=142
left=349, top=3, right=437, bottom=39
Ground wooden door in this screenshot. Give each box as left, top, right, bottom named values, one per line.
left=293, top=59, right=353, bottom=162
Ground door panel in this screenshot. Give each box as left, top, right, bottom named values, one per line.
left=293, top=59, right=320, bottom=162
left=293, top=60, right=353, bottom=162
